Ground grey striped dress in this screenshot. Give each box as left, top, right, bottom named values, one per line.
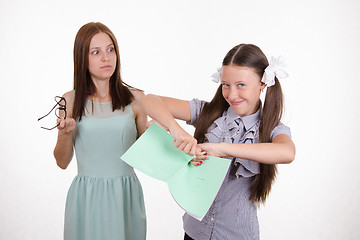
left=183, top=99, right=291, bottom=240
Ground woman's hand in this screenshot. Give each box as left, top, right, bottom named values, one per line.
left=57, top=118, right=76, bottom=133
left=148, top=120, right=207, bottom=166
left=169, top=126, right=198, bottom=156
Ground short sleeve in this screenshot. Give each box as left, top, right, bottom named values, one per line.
left=271, top=123, right=292, bottom=140
left=186, top=98, right=207, bottom=126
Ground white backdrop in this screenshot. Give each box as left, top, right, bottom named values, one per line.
left=1, top=0, right=359, bottom=239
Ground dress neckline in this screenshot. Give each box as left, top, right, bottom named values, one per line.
left=86, top=99, right=112, bottom=104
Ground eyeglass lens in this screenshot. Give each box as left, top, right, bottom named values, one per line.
left=38, top=96, right=67, bottom=130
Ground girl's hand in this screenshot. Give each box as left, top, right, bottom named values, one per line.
left=197, top=143, right=224, bottom=158
left=57, top=118, right=76, bottom=133
left=189, top=146, right=208, bottom=166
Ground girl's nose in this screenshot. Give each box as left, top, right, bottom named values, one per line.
left=228, top=87, right=238, bottom=99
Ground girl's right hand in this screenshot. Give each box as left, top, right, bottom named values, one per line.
left=189, top=145, right=208, bottom=166
left=57, top=118, right=76, bottom=133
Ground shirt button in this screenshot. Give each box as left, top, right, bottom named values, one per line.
left=211, top=217, right=214, bottom=222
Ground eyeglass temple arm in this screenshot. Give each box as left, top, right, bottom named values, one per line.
left=38, top=104, right=59, bottom=121
left=38, top=96, right=67, bottom=121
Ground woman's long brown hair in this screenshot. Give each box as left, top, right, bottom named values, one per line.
left=193, top=44, right=284, bottom=204
left=72, top=22, right=134, bottom=121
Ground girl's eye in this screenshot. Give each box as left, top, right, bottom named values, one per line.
left=221, top=83, right=230, bottom=88
left=91, top=50, right=99, bottom=55
left=108, top=47, right=114, bottom=52
left=238, top=83, right=245, bottom=87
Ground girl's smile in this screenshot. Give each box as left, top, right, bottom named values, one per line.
left=229, top=100, right=244, bottom=106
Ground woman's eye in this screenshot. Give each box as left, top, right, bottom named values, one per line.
left=238, top=83, right=245, bottom=87
left=91, top=50, right=99, bottom=55
left=108, top=47, right=114, bottom=52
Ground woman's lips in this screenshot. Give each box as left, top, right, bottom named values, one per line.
left=101, top=65, right=112, bottom=69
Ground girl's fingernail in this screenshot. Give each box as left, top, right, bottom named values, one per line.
left=200, top=160, right=204, bottom=164
left=197, top=163, right=200, bottom=166
left=205, top=156, right=208, bottom=160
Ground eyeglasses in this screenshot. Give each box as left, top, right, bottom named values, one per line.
left=38, top=96, right=67, bottom=130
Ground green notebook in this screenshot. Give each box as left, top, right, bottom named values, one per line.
left=121, top=123, right=231, bottom=220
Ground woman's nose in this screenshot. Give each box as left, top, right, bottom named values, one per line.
left=101, top=52, right=110, bottom=61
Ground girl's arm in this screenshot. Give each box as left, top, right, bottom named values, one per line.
left=140, top=94, right=199, bottom=155
left=53, top=91, right=76, bottom=169
left=131, top=90, right=147, bottom=137
left=199, top=134, right=295, bottom=164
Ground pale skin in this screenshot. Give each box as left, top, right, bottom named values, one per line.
left=141, top=65, right=295, bottom=165
left=53, top=32, right=147, bottom=169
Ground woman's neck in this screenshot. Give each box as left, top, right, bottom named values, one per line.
left=90, top=79, right=111, bottom=102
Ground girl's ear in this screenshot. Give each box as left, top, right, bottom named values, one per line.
left=260, top=82, right=266, bottom=92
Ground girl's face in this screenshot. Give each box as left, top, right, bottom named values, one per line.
left=221, top=65, right=265, bottom=117
left=88, top=32, right=117, bottom=82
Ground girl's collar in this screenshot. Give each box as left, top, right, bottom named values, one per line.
left=225, top=105, right=261, bottom=130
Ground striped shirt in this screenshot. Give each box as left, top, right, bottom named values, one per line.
left=183, top=99, right=291, bottom=240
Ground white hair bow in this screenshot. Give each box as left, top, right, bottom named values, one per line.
left=261, top=56, right=289, bottom=87
left=211, top=67, right=222, bottom=83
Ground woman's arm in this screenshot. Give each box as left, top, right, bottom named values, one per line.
left=131, top=90, right=147, bottom=137
left=141, top=94, right=191, bottom=127
left=53, top=91, right=76, bottom=169
left=199, top=134, right=295, bottom=164
left=140, top=94, right=199, bottom=155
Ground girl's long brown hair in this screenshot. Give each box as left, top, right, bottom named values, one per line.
left=72, top=22, right=134, bottom=121
left=193, top=44, right=284, bottom=204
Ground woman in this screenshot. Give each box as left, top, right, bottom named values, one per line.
left=54, top=22, right=147, bottom=240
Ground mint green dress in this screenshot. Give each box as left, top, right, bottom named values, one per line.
left=64, top=100, right=146, bottom=240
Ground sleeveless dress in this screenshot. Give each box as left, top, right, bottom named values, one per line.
left=64, top=100, right=146, bottom=240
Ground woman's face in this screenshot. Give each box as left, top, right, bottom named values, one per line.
left=88, top=32, right=117, bottom=82
left=221, top=65, right=265, bottom=117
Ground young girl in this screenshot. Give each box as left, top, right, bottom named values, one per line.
left=141, top=44, right=295, bottom=240
left=53, top=22, right=147, bottom=240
